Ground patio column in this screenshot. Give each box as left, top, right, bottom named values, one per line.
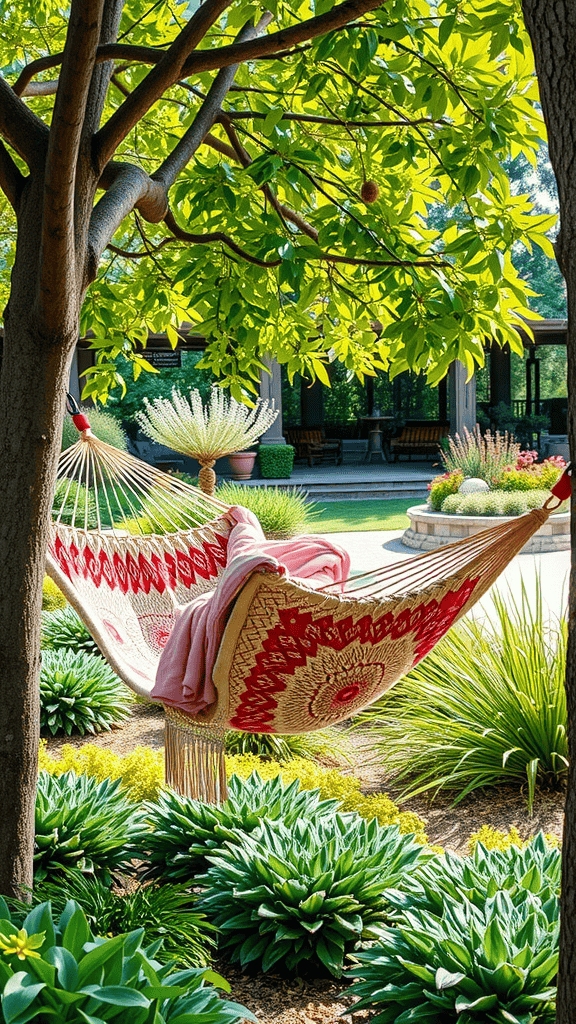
left=259, top=355, right=286, bottom=444
left=489, top=341, right=511, bottom=409
left=449, top=360, right=476, bottom=436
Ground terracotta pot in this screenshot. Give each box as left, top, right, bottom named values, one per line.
left=227, top=451, right=257, bottom=480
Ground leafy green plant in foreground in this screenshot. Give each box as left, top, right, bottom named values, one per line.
left=198, top=817, right=427, bottom=977
left=360, top=579, right=567, bottom=811
left=40, top=650, right=132, bottom=736
left=0, top=898, right=251, bottom=1024
left=28, top=874, right=216, bottom=968
left=349, top=889, right=558, bottom=1023
left=140, top=772, right=346, bottom=880
left=35, top=771, right=143, bottom=883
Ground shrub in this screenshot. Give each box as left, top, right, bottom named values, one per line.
left=359, top=579, right=568, bottom=811
left=52, top=477, right=97, bottom=527
left=428, top=471, right=463, bottom=510
left=216, top=482, right=318, bottom=537
left=41, top=606, right=100, bottom=655
left=502, top=491, right=533, bottom=515
left=42, top=576, right=66, bottom=611
left=38, top=742, right=166, bottom=801
left=0, top=900, right=251, bottom=1024
left=40, top=650, right=132, bottom=736
left=30, top=875, right=216, bottom=968
left=225, top=755, right=429, bottom=841
left=439, top=488, right=559, bottom=517
left=198, top=817, right=427, bottom=976
left=349, top=888, right=558, bottom=1023
left=62, top=404, right=128, bottom=451
left=35, top=770, right=144, bottom=883
left=257, top=443, right=295, bottom=478
left=139, top=772, right=346, bottom=880
left=440, top=492, right=463, bottom=514
left=390, top=833, right=561, bottom=920
left=442, top=427, right=520, bottom=485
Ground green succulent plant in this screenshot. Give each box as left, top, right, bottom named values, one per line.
left=140, top=772, right=345, bottom=881
left=41, top=607, right=100, bottom=656
left=35, top=771, right=144, bottom=884
left=0, top=898, right=251, bottom=1024
left=40, top=650, right=132, bottom=736
left=349, top=889, right=558, bottom=1023
left=198, top=817, right=427, bottom=977
left=388, top=833, right=561, bottom=919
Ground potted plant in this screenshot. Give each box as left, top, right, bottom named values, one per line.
left=227, top=450, right=258, bottom=480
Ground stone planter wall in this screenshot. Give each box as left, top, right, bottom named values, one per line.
left=402, top=504, right=570, bottom=553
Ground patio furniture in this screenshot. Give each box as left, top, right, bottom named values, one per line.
left=46, top=406, right=570, bottom=804
left=284, top=427, right=342, bottom=466
left=390, top=421, right=449, bottom=461
left=360, top=415, right=394, bottom=462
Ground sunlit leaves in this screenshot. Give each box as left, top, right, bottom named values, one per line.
left=0, top=0, right=557, bottom=399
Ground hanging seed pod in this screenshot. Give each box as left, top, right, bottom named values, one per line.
left=361, top=180, right=379, bottom=203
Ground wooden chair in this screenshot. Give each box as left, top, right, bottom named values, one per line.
left=285, top=428, right=342, bottom=466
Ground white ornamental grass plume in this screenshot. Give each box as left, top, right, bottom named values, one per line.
left=136, top=387, right=278, bottom=494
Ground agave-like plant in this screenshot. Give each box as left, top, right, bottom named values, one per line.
left=35, top=770, right=144, bottom=883
left=40, top=649, right=132, bottom=736
left=136, top=386, right=278, bottom=494
left=139, top=771, right=346, bottom=880
left=387, top=833, right=561, bottom=920
left=41, top=606, right=100, bottom=656
left=197, top=817, right=427, bottom=976
left=349, top=888, right=559, bottom=1023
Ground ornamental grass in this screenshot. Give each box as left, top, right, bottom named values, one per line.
left=359, top=577, right=567, bottom=812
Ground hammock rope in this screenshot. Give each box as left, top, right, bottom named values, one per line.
left=46, top=403, right=572, bottom=801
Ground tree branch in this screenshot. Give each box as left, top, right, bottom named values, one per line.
left=0, top=139, right=24, bottom=209
left=153, top=15, right=273, bottom=190
left=87, top=162, right=168, bottom=278
left=11, top=44, right=165, bottom=97
left=95, top=0, right=232, bottom=169
left=180, top=0, right=384, bottom=77
left=164, top=208, right=280, bottom=265
left=0, top=75, right=48, bottom=168
left=38, top=0, right=105, bottom=330
left=225, top=110, right=445, bottom=128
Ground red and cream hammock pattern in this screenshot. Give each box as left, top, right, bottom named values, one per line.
left=46, top=408, right=571, bottom=800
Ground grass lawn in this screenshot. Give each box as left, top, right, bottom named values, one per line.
left=308, top=497, right=415, bottom=533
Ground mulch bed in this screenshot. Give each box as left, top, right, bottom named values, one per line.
left=44, top=704, right=566, bottom=1024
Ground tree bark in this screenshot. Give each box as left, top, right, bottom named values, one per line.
left=520, top=3, right=576, bottom=1021
left=0, top=179, right=80, bottom=897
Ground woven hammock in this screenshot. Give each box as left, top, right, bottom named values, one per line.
left=46, top=406, right=570, bottom=801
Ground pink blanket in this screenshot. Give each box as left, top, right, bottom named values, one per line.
left=152, top=506, right=350, bottom=715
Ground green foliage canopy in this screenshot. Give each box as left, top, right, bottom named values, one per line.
left=0, top=0, right=556, bottom=400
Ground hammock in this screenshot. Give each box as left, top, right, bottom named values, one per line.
left=46, top=405, right=571, bottom=801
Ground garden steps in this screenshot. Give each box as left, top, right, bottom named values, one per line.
left=238, top=461, right=436, bottom=501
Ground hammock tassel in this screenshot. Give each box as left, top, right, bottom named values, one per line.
left=164, top=708, right=227, bottom=803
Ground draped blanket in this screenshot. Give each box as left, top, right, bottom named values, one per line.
left=151, top=506, right=351, bottom=714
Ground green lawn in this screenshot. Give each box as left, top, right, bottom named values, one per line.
left=308, top=497, right=416, bottom=533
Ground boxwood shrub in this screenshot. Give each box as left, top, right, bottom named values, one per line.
left=257, top=443, right=295, bottom=478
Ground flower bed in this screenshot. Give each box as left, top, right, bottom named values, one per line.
left=402, top=503, right=570, bottom=552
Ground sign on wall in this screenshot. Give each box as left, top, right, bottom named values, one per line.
left=146, top=350, right=182, bottom=369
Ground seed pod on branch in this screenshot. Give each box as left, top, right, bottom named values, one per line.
left=361, top=180, right=379, bottom=204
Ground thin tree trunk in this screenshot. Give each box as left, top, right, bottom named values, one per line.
left=0, top=185, right=79, bottom=896
left=520, top=3, right=576, bottom=1020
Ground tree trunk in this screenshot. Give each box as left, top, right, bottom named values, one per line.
left=0, top=183, right=80, bottom=897
left=519, top=3, right=576, bottom=1021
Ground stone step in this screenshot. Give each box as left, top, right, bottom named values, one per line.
left=256, top=479, right=430, bottom=501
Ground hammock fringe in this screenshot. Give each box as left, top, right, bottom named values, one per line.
left=165, top=709, right=228, bottom=802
